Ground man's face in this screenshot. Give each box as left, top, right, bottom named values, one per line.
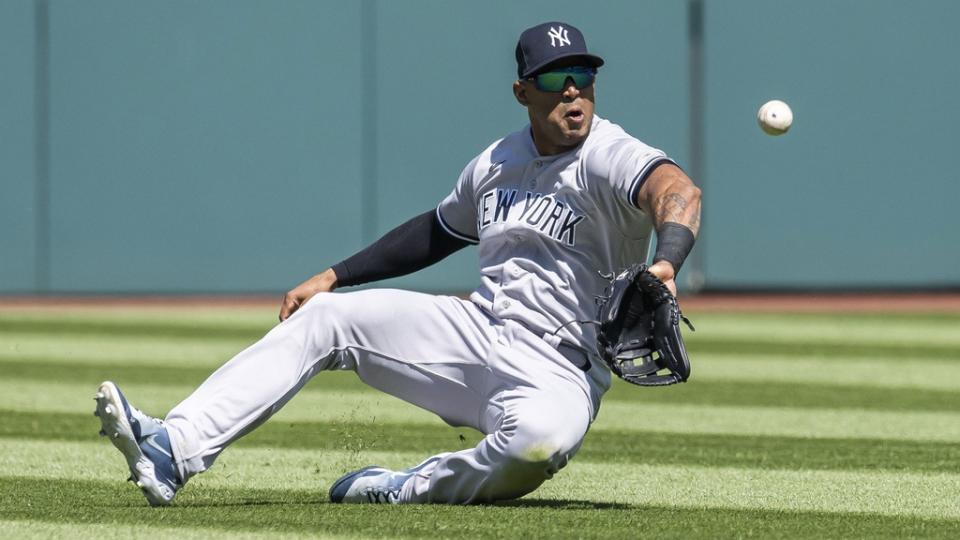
left=513, top=62, right=596, bottom=155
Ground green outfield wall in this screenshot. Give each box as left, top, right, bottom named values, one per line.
left=1, top=0, right=958, bottom=293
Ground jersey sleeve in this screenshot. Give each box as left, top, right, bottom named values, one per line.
left=598, top=138, right=677, bottom=210
left=435, top=155, right=481, bottom=244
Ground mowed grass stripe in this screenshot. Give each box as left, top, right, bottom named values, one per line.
left=598, top=401, right=960, bottom=442
left=4, top=479, right=958, bottom=540
left=0, top=519, right=326, bottom=540
left=687, top=354, right=960, bottom=391
left=602, top=379, right=960, bottom=411
left=4, top=440, right=960, bottom=520
left=0, top=332, right=250, bottom=368
left=4, top=359, right=958, bottom=411
left=550, top=462, right=960, bottom=520
left=0, top=307, right=276, bottom=325
left=0, top=317, right=271, bottom=341
left=6, top=410, right=958, bottom=473
left=685, top=312, right=960, bottom=345
left=3, top=379, right=960, bottom=442
left=686, top=338, right=959, bottom=360
left=685, top=312, right=960, bottom=359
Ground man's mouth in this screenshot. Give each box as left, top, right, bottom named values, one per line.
left=564, top=109, right=585, bottom=123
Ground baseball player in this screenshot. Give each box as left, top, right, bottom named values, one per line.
left=94, top=21, right=701, bottom=506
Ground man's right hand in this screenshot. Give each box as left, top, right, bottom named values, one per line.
left=279, top=268, right=339, bottom=321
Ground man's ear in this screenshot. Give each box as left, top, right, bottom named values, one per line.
left=513, top=80, right=529, bottom=106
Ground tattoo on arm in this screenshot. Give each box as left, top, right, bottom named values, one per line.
left=655, top=193, right=688, bottom=224
left=637, top=164, right=703, bottom=236
left=654, top=191, right=701, bottom=235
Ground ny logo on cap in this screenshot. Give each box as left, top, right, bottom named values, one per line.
left=547, top=26, right=570, bottom=47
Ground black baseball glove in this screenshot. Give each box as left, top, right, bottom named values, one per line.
left=596, top=263, right=694, bottom=387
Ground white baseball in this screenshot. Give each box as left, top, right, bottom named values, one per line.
left=757, top=99, right=793, bottom=136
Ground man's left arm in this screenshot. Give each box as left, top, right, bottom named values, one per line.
left=635, top=163, right=702, bottom=295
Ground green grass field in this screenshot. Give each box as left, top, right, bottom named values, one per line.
left=1, top=305, right=958, bottom=538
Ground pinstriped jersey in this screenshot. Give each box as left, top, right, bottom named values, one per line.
left=437, top=115, right=675, bottom=353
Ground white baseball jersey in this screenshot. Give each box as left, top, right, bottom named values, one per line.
left=437, top=114, right=676, bottom=353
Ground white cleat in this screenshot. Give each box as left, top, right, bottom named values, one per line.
left=94, top=381, right=181, bottom=506
left=328, top=467, right=405, bottom=504
left=329, top=454, right=449, bottom=504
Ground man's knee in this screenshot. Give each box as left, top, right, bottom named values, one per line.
left=503, top=414, right=587, bottom=467
left=483, top=407, right=589, bottom=499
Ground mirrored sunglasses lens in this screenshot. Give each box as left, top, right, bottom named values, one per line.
left=536, top=70, right=594, bottom=92
left=570, top=72, right=594, bottom=88
left=536, top=72, right=567, bottom=92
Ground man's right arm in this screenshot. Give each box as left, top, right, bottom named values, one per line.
left=634, top=163, right=702, bottom=296
left=279, top=209, right=470, bottom=321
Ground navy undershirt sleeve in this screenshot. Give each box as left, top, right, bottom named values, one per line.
left=331, top=209, right=471, bottom=287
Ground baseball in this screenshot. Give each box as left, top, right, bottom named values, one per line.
left=757, top=99, right=793, bottom=136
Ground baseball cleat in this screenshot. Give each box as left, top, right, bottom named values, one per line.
left=329, top=466, right=397, bottom=503
left=329, top=453, right=449, bottom=504
left=94, top=381, right=181, bottom=506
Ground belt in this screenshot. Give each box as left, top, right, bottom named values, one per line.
left=543, top=332, right=592, bottom=372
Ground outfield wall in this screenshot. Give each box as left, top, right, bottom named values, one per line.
left=2, top=0, right=958, bottom=293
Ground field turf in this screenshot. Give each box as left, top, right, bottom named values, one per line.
left=0, top=305, right=958, bottom=538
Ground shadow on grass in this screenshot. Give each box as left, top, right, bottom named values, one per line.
left=173, top=498, right=326, bottom=508
left=496, top=498, right=631, bottom=510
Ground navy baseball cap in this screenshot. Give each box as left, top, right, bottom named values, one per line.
left=515, top=21, right=604, bottom=79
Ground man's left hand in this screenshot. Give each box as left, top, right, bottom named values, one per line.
left=647, top=260, right=678, bottom=297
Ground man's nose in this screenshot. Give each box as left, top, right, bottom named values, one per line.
left=561, top=77, right=580, bottom=101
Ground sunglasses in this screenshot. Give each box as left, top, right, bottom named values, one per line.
left=526, top=66, right=597, bottom=93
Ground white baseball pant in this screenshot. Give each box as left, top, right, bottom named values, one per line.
left=163, top=288, right=610, bottom=503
